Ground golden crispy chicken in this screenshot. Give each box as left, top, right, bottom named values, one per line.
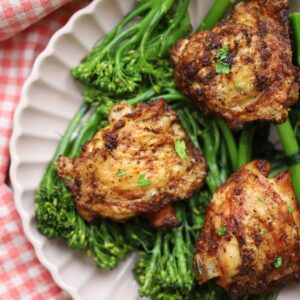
left=56, top=99, right=207, bottom=227
left=148, top=203, right=181, bottom=230
left=195, top=160, right=300, bottom=295
left=171, top=0, right=299, bottom=129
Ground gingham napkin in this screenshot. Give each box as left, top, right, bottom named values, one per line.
left=0, top=1, right=90, bottom=299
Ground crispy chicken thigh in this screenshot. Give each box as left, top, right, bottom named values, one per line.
left=171, top=0, right=299, bottom=129
left=195, top=160, right=300, bottom=295
left=56, top=99, right=207, bottom=224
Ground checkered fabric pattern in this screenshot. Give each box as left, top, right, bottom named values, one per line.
left=0, top=1, right=90, bottom=299
left=0, top=0, right=72, bottom=42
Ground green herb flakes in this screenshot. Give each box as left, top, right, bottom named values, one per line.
left=258, top=197, right=265, bottom=203
left=175, top=140, right=187, bottom=159
left=257, top=230, right=265, bottom=237
left=274, top=256, right=282, bottom=268
left=215, top=46, right=230, bottom=74
left=116, top=170, right=127, bottom=177
left=216, top=61, right=230, bottom=74
left=235, top=83, right=244, bottom=93
left=138, top=174, right=151, bottom=187
left=288, top=206, right=294, bottom=213
left=215, top=46, right=229, bottom=60
left=218, top=225, right=227, bottom=236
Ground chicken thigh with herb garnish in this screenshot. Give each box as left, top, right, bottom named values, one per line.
left=171, top=0, right=299, bottom=129
left=195, top=160, right=300, bottom=295
left=56, top=99, right=207, bottom=226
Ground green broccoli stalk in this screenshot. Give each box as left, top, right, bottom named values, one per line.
left=177, top=107, right=228, bottom=193
left=290, top=13, right=300, bottom=67
left=276, top=121, right=300, bottom=199
left=216, top=119, right=239, bottom=171
left=237, top=125, right=256, bottom=168
left=197, top=0, right=234, bottom=31
left=135, top=196, right=206, bottom=300
left=273, top=13, right=300, bottom=200
left=71, top=0, right=191, bottom=96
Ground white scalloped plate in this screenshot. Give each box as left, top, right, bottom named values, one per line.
left=9, top=0, right=300, bottom=299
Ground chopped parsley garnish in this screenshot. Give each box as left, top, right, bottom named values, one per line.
left=215, top=46, right=230, bottom=74
left=137, top=174, right=151, bottom=187
left=175, top=140, right=187, bottom=159
left=257, top=230, right=265, bottom=237
left=216, top=61, right=230, bottom=74
left=274, top=256, right=282, bottom=268
left=235, top=83, right=244, bottom=93
left=116, top=170, right=127, bottom=176
left=258, top=197, right=265, bottom=203
left=218, top=225, right=227, bottom=236
left=215, top=46, right=229, bottom=60
left=65, top=175, right=72, bottom=181
left=288, top=206, right=294, bottom=213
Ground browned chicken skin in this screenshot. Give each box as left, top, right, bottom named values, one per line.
left=171, top=0, right=299, bottom=129
left=56, top=99, right=207, bottom=226
left=147, top=203, right=181, bottom=230
left=195, top=160, right=300, bottom=295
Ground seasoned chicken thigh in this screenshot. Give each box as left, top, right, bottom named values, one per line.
left=57, top=99, right=207, bottom=224
left=195, top=160, right=300, bottom=295
left=171, top=0, right=299, bottom=129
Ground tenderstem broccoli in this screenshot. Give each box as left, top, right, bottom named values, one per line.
left=274, top=13, right=300, bottom=201
left=197, top=0, right=234, bottom=31
left=71, top=0, right=191, bottom=96
left=290, top=13, right=300, bottom=67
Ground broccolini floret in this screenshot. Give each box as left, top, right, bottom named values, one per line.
left=71, top=0, right=191, bottom=96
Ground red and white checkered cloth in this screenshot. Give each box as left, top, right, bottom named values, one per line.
left=0, top=1, right=90, bottom=299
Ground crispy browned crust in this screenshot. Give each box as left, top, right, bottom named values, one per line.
left=171, top=0, right=299, bottom=129
left=147, top=203, right=181, bottom=230
left=56, top=99, right=207, bottom=222
left=194, top=160, right=300, bottom=295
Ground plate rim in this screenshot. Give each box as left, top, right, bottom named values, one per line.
left=9, top=1, right=106, bottom=299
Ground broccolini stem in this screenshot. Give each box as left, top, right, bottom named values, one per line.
left=45, top=103, right=89, bottom=186
left=202, top=122, right=222, bottom=193
left=197, top=0, right=232, bottom=31
left=69, top=107, right=106, bottom=157
left=159, top=92, right=187, bottom=102
left=127, top=87, right=187, bottom=106
left=127, top=88, right=156, bottom=105
left=139, top=231, right=162, bottom=295
left=275, top=15, right=300, bottom=200
left=269, top=164, right=288, bottom=178
left=290, top=13, right=300, bottom=66
left=177, top=109, right=201, bottom=148
left=276, top=120, right=300, bottom=200
left=158, top=0, right=190, bottom=56
left=238, top=125, right=256, bottom=168
left=219, top=141, right=230, bottom=183
left=275, top=121, right=299, bottom=155
left=174, top=205, right=194, bottom=289
left=94, top=1, right=151, bottom=54
left=164, top=239, right=177, bottom=283
left=139, top=0, right=175, bottom=73
left=216, top=119, right=238, bottom=171
left=51, top=103, right=90, bottom=162
left=104, top=24, right=139, bottom=56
